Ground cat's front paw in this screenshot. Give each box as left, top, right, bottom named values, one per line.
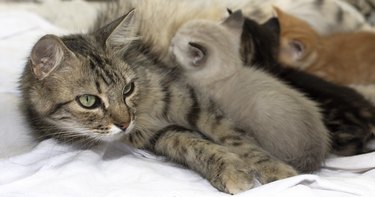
left=208, top=154, right=255, bottom=194
left=255, top=159, right=298, bottom=184
left=211, top=165, right=254, bottom=194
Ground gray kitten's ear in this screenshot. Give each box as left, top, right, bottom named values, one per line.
left=188, top=42, right=207, bottom=66
left=105, top=9, right=138, bottom=50
left=30, top=34, right=73, bottom=80
left=222, top=9, right=244, bottom=30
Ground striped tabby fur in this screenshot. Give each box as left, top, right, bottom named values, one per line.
left=18, top=0, right=375, bottom=194
left=343, top=0, right=375, bottom=25
left=20, top=10, right=297, bottom=194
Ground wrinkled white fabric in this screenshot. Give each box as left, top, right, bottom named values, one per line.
left=0, top=11, right=374, bottom=197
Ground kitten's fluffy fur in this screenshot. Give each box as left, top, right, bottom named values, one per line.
left=238, top=12, right=375, bottom=155
left=276, top=7, right=375, bottom=85
left=92, top=0, right=371, bottom=64
left=171, top=11, right=330, bottom=172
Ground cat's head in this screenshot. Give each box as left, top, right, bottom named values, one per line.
left=170, top=10, right=245, bottom=80
left=274, top=7, right=320, bottom=69
left=20, top=10, right=142, bottom=145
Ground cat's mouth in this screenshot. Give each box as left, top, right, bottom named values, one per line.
left=99, top=120, right=135, bottom=142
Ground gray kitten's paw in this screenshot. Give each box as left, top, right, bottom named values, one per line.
left=255, top=160, right=298, bottom=184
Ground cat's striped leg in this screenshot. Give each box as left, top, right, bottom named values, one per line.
left=146, top=125, right=255, bottom=195
left=192, top=109, right=298, bottom=183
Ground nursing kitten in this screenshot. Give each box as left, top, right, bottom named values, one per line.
left=20, top=10, right=297, bottom=195
left=276, top=7, right=375, bottom=85
left=92, top=0, right=371, bottom=65
left=170, top=10, right=330, bottom=172
left=238, top=11, right=375, bottom=155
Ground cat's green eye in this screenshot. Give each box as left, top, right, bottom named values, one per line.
left=123, top=82, right=135, bottom=97
left=77, top=95, right=101, bottom=109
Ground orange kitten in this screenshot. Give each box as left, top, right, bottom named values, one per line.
left=276, top=7, right=375, bottom=85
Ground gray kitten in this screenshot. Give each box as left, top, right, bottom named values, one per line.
left=170, top=10, right=331, bottom=172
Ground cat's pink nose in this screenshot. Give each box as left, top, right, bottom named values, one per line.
left=115, top=122, right=129, bottom=131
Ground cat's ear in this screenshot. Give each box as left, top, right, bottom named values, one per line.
left=287, top=39, right=305, bottom=60
left=187, top=42, right=207, bottom=66
left=222, top=10, right=245, bottom=43
left=222, top=9, right=244, bottom=33
left=262, top=17, right=281, bottom=38
left=273, top=6, right=285, bottom=21
left=226, top=8, right=233, bottom=15
left=30, top=34, right=74, bottom=80
left=101, top=9, right=138, bottom=50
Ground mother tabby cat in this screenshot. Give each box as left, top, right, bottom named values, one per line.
left=20, top=0, right=375, bottom=194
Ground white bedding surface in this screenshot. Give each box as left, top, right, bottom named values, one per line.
left=0, top=11, right=375, bottom=197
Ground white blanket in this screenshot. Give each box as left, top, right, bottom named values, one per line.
left=0, top=11, right=375, bottom=197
